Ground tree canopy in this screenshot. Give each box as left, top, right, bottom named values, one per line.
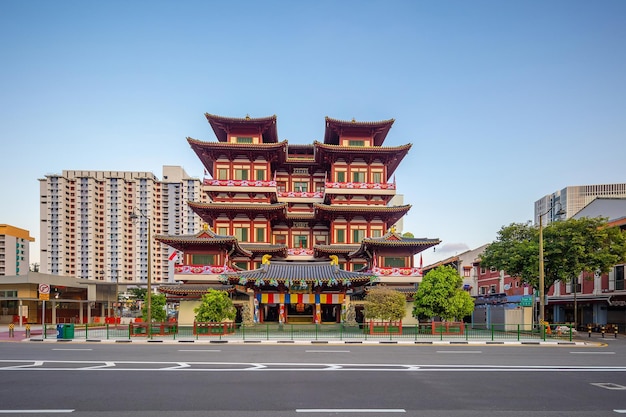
left=480, top=217, right=626, bottom=293
left=141, top=293, right=167, bottom=322
left=363, top=287, right=406, bottom=322
left=194, top=289, right=236, bottom=322
left=412, top=265, right=474, bottom=321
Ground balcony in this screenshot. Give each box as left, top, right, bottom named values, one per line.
left=324, top=181, right=396, bottom=196
left=276, top=191, right=324, bottom=203
left=203, top=179, right=277, bottom=194
left=173, top=264, right=230, bottom=282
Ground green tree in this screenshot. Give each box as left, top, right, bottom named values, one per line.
left=402, top=232, right=414, bottom=238
left=141, top=293, right=167, bottom=322
left=480, top=218, right=626, bottom=294
left=413, top=266, right=474, bottom=321
left=194, top=290, right=236, bottom=322
left=363, top=287, right=406, bottom=322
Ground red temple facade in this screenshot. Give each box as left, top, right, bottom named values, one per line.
left=155, top=114, right=440, bottom=325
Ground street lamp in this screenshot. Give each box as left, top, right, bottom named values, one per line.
left=538, top=203, right=564, bottom=325
left=130, top=210, right=152, bottom=336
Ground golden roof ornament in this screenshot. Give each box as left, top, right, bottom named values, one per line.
left=329, top=255, right=339, bottom=265
left=262, top=254, right=272, bottom=265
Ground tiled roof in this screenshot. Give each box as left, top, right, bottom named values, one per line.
left=349, top=229, right=440, bottom=258
left=323, top=117, right=395, bottom=147
left=222, top=261, right=376, bottom=284
left=240, top=243, right=288, bottom=255
left=158, top=284, right=234, bottom=295
left=314, top=203, right=411, bottom=213
left=204, top=113, right=278, bottom=143
left=154, top=229, right=253, bottom=257
left=314, top=244, right=361, bottom=254
left=188, top=201, right=287, bottom=212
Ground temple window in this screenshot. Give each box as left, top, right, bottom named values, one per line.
left=217, top=169, right=228, bottom=180
left=218, top=227, right=229, bottom=235
left=191, top=254, right=215, bottom=265
left=384, top=257, right=405, bottom=268
left=275, top=235, right=287, bottom=245
left=294, top=235, right=308, bottom=248
left=352, top=229, right=365, bottom=243
left=236, top=137, right=253, bottom=144
left=336, top=172, right=345, bottom=182
left=294, top=182, right=308, bottom=192
left=234, top=227, right=249, bottom=242
left=234, top=261, right=248, bottom=270
left=371, top=229, right=382, bottom=238
left=372, top=172, right=382, bottom=183
left=255, top=169, right=265, bottom=181
left=234, top=169, right=249, bottom=180
left=352, top=172, right=366, bottom=183
left=348, top=140, right=365, bottom=147
left=336, top=229, right=345, bottom=243
left=255, top=227, right=266, bottom=242
left=277, top=182, right=286, bottom=192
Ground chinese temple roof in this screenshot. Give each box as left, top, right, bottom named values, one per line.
left=154, top=229, right=253, bottom=257
left=188, top=201, right=287, bottom=223
left=205, top=113, right=279, bottom=143
left=158, top=283, right=234, bottom=296
left=240, top=243, right=288, bottom=257
left=314, top=203, right=411, bottom=224
left=314, top=244, right=361, bottom=256
left=187, top=137, right=286, bottom=173
left=313, top=141, right=411, bottom=177
left=221, top=261, right=376, bottom=284
left=349, top=229, right=441, bottom=258
left=324, top=117, right=395, bottom=146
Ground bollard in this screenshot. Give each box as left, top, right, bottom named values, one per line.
left=601, top=325, right=605, bottom=338
left=9, top=323, right=14, bottom=338
left=588, top=325, right=592, bottom=338
left=615, top=325, right=619, bottom=339
left=25, top=324, right=30, bottom=338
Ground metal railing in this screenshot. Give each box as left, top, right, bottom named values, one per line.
left=41, top=322, right=584, bottom=342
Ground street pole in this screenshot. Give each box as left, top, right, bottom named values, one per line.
left=147, top=216, right=152, bottom=337
left=539, top=213, right=545, bottom=324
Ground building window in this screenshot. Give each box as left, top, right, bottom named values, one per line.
left=236, top=137, right=253, bottom=143
left=372, top=172, right=382, bottom=183
left=384, top=257, right=405, bottom=267
left=348, top=140, right=365, bottom=147
left=255, top=169, right=265, bottom=181
left=217, top=169, right=228, bottom=180
left=275, top=235, right=287, bottom=245
left=490, top=285, right=497, bottom=294
left=234, top=169, right=249, bottom=180
left=218, top=227, right=229, bottom=235
left=336, top=172, right=345, bottom=182
left=294, top=182, right=308, bottom=192
left=371, top=229, right=382, bottom=238
left=352, top=172, right=366, bottom=183
left=255, top=227, right=265, bottom=242
left=294, top=235, right=308, bottom=248
left=615, top=265, right=624, bottom=290
left=336, top=229, right=345, bottom=243
left=192, top=254, right=215, bottom=265
left=234, top=261, right=248, bottom=270
left=352, top=229, right=365, bottom=243
left=234, top=227, right=249, bottom=242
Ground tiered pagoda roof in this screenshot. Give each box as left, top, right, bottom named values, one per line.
left=323, top=117, right=395, bottom=146
left=205, top=113, right=279, bottom=143
left=349, top=228, right=441, bottom=258
left=187, top=201, right=287, bottom=223
left=314, top=203, right=411, bottom=224
left=154, top=228, right=252, bottom=257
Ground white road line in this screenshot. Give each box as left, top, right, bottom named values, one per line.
left=52, top=349, right=93, bottom=351
left=614, top=410, right=626, bottom=414
left=177, top=349, right=221, bottom=352
left=297, top=409, right=405, bottom=413
left=306, top=350, right=351, bottom=353
left=570, top=351, right=615, bottom=354
left=0, top=410, right=74, bottom=414
left=436, top=351, right=482, bottom=354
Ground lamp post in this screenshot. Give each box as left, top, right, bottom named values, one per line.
left=130, top=210, right=151, bottom=336
left=538, top=203, right=564, bottom=325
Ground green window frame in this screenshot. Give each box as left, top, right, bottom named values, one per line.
left=372, top=172, right=382, bottom=183
left=255, top=169, right=265, bottom=181
left=191, top=254, right=215, bottom=265
left=235, top=227, right=249, bottom=242
left=294, top=182, right=308, bottom=192
left=336, top=172, right=345, bottom=182
left=255, top=227, right=265, bottom=242
left=383, top=257, right=405, bottom=268
left=348, top=140, right=365, bottom=147
left=234, top=169, right=249, bottom=180
left=236, top=137, right=253, bottom=143
left=218, top=227, right=229, bottom=236
left=352, top=229, right=365, bottom=243
left=352, top=172, right=365, bottom=182
left=294, top=235, right=308, bottom=248
left=217, top=169, right=228, bottom=180
left=336, top=229, right=345, bottom=243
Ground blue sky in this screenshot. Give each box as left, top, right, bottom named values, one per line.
left=1, top=0, right=625, bottom=266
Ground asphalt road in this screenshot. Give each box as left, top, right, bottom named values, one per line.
left=1, top=339, right=625, bottom=416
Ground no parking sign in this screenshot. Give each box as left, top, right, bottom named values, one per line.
left=39, top=283, right=50, bottom=300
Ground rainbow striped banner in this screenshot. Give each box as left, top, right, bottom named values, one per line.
left=257, top=293, right=344, bottom=304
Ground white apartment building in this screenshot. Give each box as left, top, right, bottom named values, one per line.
left=534, top=183, right=626, bottom=225
left=0, top=224, right=34, bottom=276
left=39, top=167, right=202, bottom=285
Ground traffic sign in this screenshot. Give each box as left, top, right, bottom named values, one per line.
left=39, top=283, right=50, bottom=300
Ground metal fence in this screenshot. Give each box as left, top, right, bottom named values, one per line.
left=42, top=322, right=581, bottom=342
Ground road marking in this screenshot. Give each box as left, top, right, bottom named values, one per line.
left=296, top=409, right=405, bottom=413
left=306, top=350, right=351, bottom=353
left=178, top=349, right=221, bottom=352
left=436, top=351, right=482, bottom=354
left=591, top=383, right=626, bottom=390
left=0, top=410, right=74, bottom=414
left=570, top=351, right=615, bottom=354
left=52, top=349, right=92, bottom=351
left=614, top=410, right=626, bottom=413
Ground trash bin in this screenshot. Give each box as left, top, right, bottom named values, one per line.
left=63, top=323, right=75, bottom=339
left=56, top=324, right=64, bottom=339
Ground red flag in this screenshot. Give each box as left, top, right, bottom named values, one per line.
left=420, top=253, right=423, bottom=269
left=168, top=251, right=177, bottom=262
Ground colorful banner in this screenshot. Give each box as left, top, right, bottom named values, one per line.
left=256, top=293, right=344, bottom=304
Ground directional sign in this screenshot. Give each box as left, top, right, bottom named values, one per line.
left=39, top=283, right=50, bottom=300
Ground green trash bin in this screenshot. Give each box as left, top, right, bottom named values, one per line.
left=63, top=323, right=75, bottom=339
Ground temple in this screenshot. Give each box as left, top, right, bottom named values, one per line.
left=155, top=114, right=440, bottom=325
